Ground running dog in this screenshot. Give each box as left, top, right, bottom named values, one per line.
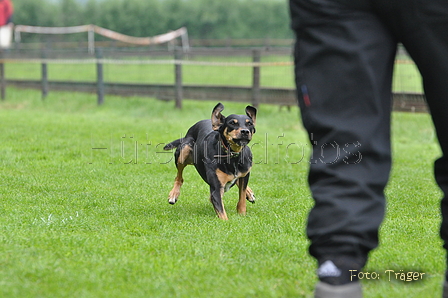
left=164, top=103, right=257, bottom=220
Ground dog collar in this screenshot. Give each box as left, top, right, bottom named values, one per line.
left=214, top=138, right=241, bottom=159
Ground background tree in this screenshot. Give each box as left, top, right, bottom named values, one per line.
left=12, top=0, right=293, bottom=41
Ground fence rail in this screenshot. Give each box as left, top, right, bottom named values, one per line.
left=3, top=79, right=426, bottom=112
left=0, top=47, right=427, bottom=112
left=12, top=39, right=295, bottom=51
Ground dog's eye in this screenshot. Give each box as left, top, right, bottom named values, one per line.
left=229, top=120, right=237, bottom=125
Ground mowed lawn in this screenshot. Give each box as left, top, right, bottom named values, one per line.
left=0, top=88, right=444, bottom=297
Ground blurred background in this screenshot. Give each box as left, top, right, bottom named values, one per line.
left=0, top=0, right=425, bottom=111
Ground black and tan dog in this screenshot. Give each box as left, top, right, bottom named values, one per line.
left=163, top=103, right=257, bottom=220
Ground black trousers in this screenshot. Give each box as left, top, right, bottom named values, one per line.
left=290, top=0, right=448, bottom=264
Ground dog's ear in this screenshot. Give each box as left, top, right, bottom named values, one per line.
left=245, top=106, right=257, bottom=126
left=211, top=103, right=225, bottom=131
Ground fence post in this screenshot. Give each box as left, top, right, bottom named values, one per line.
left=41, top=48, right=48, bottom=99
left=96, top=48, right=104, bottom=105
left=252, top=49, right=261, bottom=108
left=0, top=51, right=5, bottom=100
left=174, top=48, right=183, bottom=109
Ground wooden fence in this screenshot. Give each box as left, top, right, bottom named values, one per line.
left=0, top=47, right=427, bottom=112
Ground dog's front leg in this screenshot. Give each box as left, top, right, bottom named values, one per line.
left=210, top=185, right=228, bottom=220
left=237, top=176, right=249, bottom=215
left=236, top=173, right=255, bottom=204
left=209, top=169, right=232, bottom=220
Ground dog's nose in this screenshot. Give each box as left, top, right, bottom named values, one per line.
left=241, top=129, right=250, bottom=136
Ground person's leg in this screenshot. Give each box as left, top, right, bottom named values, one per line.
left=381, top=0, right=448, bottom=291
left=289, top=0, right=397, bottom=289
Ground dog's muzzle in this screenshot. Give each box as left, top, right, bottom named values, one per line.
left=234, top=129, right=252, bottom=146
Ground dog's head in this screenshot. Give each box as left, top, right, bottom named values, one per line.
left=211, top=103, right=257, bottom=152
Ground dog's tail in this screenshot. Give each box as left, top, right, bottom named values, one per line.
left=163, top=139, right=182, bottom=150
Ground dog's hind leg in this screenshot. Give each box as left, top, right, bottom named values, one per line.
left=168, top=144, right=193, bottom=204
left=168, top=163, right=186, bottom=204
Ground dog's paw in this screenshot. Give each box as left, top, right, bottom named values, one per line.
left=168, top=190, right=180, bottom=204
left=246, top=187, right=256, bottom=204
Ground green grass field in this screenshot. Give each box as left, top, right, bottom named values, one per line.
left=0, top=88, right=443, bottom=297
